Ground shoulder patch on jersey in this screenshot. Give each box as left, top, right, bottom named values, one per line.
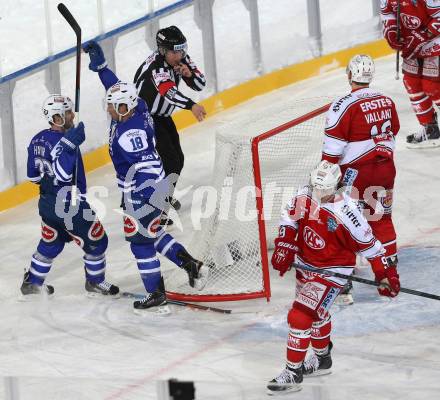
left=327, top=217, right=338, bottom=232
left=119, top=129, right=149, bottom=153
left=152, top=69, right=172, bottom=87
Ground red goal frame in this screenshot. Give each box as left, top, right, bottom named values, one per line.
left=166, top=103, right=331, bottom=302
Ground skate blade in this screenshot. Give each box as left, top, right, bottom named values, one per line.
left=304, top=369, right=332, bottom=378
left=406, top=139, right=440, bottom=149
left=267, top=384, right=302, bottom=396
left=86, top=292, right=121, bottom=299
left=335, top=294, right=354, bottom=306
left=133, top=304, right=171, bottom=316
left=18, top=293, right=54, bottom=302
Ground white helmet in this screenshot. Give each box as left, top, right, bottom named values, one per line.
left=106, top=82, right=138, bottom=117
left=42, top=94, right=74, bottom=126
left=346, top=54, right=375, bottom=84
left=310, top=160, right=342, bottom=196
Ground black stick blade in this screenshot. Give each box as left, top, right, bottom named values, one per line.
left=57, top=3, right=81, bottom=36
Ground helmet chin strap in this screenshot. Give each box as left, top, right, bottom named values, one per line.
left=114, top=103, right=131, bottom=121
left=51, top=115, right=66, bottom=128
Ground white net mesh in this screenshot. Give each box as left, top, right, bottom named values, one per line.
left=165, top=97, right=334, bottom=300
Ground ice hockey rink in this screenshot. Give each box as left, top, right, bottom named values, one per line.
left=1, top=53, right=440, bottom=400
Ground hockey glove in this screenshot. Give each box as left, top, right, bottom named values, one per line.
left=83, top=40, right=107, bottom=72
left=402, top=30, right=430, bottom=59
left=370, top=256, right=400, bottom=298
left=383, top=22, right=403, bottom=51
left=60, top=122, right=85, bottom=152
left=271, top=226, right=298, bottom=277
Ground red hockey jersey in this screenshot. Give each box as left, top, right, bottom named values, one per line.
left=280, top=187, right=385, bottom=286
left=322, top=87, right=400, bottom=166
left=381, top=0, right=440, bottom=40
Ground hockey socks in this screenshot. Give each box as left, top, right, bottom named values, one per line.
left=84, top=254, right=106, bottom=284
left=29, top=253, right=53, bottom=286
left=154, top=230, right=186, bottom=267
left=130, top=242, right=162, bottom=293
left=27, top=239, right=64, bottom=285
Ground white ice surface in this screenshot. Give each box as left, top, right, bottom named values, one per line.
left=1, top=55, right=440, bottom=399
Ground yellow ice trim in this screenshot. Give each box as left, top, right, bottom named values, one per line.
left=0, top=39, right=393, bottom=212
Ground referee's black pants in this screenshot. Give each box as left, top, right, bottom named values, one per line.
left=153, top=115, right=184, bottom=186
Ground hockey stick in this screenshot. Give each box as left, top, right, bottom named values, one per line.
left=395, top=0, right=401, bottom=80
left=293, top=263, right=440, bottom=301
left=57, top=3, right=81, bottom=206
left=121, top=292, right=232, bottom=314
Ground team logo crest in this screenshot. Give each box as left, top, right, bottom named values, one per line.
left=88, top=220, right=105, bottom=241
left=303, top=226, right=325, bottom=249
left=147, top=217, right=161, bottom=238
left=41, top=222, right=58, bottom=243
left=327, top=217, right=338, bottom=232
left=401, top=13, right=421, bottom=30
left=123, top=215, right=138, bottom=237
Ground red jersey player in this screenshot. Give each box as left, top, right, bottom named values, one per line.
left=322, top=54, right=399, bottom=275
left=381, top=0, right=440, bottom=148
left=267, top=161, right=400, bottom=395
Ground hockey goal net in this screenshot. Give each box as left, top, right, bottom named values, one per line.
left=165, top=99, right=331, bottom=302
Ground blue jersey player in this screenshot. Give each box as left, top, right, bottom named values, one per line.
left=22, top=94, right=119, bottom=298
left=84, top=41, right=209, bottom=315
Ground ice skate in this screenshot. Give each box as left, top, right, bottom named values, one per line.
left=168, top=196, right=181, bottom=211
left=177, top=250, right=210, bottom=290
left=406, top=121, right=440, bottom=149
left=20, top=270, right=54, bottom=299
left=160, top=213, right=174, bottom=227
left=85, top=280, right=120, bottom=298
left=387, top=255, right=398, bottom=268
left=267, top=366, right=303, bottom=395
left=335, top=280, right=353, bottom=305
left=133, top=288, right=170, bottom=316
left=302, top=342, right=333, bottom=377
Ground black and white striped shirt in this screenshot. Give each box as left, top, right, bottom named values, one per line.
left=134, top=51, right=206, bottom=117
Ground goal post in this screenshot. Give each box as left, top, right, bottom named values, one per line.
left=251, top=103, right=331, bottom=302
left=164, top=101, right=331, bottom=302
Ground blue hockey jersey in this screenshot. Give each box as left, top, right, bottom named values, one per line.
left=27, top=129, right=86, bottom=196
left=99, top=67, right=165, bottom=196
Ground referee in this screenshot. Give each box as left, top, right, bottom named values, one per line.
left=134, top=26, right=206, bottom=226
